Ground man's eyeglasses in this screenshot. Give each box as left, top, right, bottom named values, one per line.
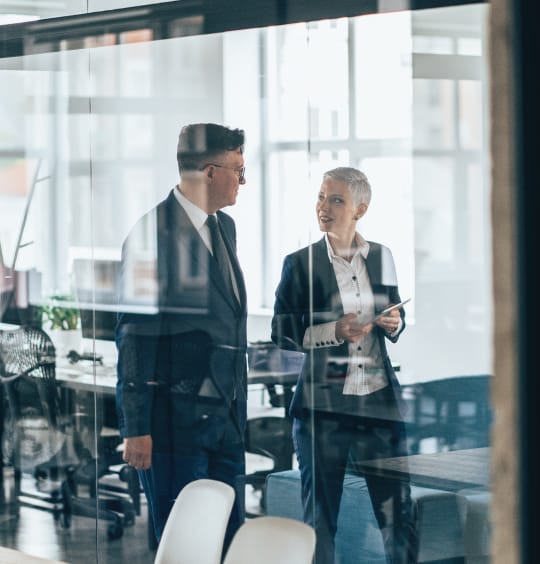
left=199, top=163, right=246, bottom=182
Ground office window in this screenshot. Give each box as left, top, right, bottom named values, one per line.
left=458, top=79, right=483, bottom=149
left=0, top=2, right=489, bottom=351
left=354, top=12, right=413, bottom=141
left=0, top=3, right=489, bottom=356
left=414, top=156, right=455, bottom=265
left=413, top=79, right=455, bottom=149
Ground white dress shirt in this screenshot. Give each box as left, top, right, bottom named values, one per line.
left=302, top=233, right=400, bottom=396
left=174, top=186, right=212, bottom=248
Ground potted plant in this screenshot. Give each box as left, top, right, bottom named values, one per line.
left=40, top=295, right=81, bottom=357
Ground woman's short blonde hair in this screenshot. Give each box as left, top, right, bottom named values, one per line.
left=323, top=167, right=372, bottom=206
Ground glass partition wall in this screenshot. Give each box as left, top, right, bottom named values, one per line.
left=0, top=3, right=491, bottom=562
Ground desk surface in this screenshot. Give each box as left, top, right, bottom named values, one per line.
left=55, top=361, right=117, bottom=395
left=357, top=447, right=490, bottom=491
left=55, top=361, right=299, bottom=395
left=248, top=369, right=298, bottom=386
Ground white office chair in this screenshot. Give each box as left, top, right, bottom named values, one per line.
left=223, top=516, right=316, bottom=564
left=153, top=478, right=236, bottom=564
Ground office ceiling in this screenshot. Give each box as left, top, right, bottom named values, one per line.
left=0, top=0, right=170, bottom=20
left=0, top=1, right=486, bottom=20
left=0, top=1, right=77, bottom=20
left=0, top=0, right=485, bottom=34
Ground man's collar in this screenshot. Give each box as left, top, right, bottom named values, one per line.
left=173, top=185, right=208, bottom=231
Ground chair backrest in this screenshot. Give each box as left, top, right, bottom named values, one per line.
left=0, top=326, right=67, bottom=470
left=153, top=478, right=236, bottom=564
left=0, top=326, right=58, bottom=420
left=408, top=374, right=492, bottom=453
left=223, top=516, right=316, bottom=564
left=0, top=326, right=56, bottom=383
left=245, top=416, right=294, bottom=471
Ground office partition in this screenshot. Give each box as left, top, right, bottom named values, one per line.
left=0, top=2, right=492, bottom=562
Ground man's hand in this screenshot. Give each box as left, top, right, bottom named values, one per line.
left=122, top=435, right=152, bottom=470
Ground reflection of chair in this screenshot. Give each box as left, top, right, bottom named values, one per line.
left=154, top=478, right=235, bottom=564
left=456, top=488, right=491, bottom=564
left=223, top=516, right=316, bottom=564
left=407, top=375, right=492, bottom=454
left=0, top=326, right=136, bottom=539
left=247, top=341, right=302, bottom=408
left=244, top=416, right=294, bottom=514
left=70, top=386, right=142, bottom=518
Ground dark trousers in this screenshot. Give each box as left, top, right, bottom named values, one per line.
left=293, top=386, right=418, bottom=564
left=139, top=439, right=245, bottom=553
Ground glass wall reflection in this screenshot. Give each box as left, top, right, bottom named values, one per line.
left=0, top=3, right=491, bottom=563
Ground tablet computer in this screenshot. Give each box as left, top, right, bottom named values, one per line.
left=370, top=298, right=411, bottom=323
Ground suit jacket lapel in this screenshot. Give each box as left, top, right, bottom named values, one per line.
left=365, top=241, right=398, bottom=316
left=165, top=194, right=240, bottom=313
left=216, top=213, right=246, bottom=313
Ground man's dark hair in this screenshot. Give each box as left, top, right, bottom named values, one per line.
left=177, top=123, right=245, bottom=173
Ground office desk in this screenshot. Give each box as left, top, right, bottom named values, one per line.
left=357, top=447, right=490, bottom=491
left=56, top=362, right=117, bottom=395
left=56, top=362, right=299, bottom=395
left=248, top=369, right=298, bottom=387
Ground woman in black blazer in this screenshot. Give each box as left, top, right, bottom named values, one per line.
left=271, top=167, right=418, bottom=564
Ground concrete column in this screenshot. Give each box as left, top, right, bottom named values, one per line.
left=489, top=1, right=520, bottom=563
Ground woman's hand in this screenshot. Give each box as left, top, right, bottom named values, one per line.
left=335, top=313, right=373, bottom=343
left=374, top=307, right=401, bottom=334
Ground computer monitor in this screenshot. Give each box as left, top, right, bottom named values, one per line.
left=73, top=258, right=120, bottom=342
left=74, top=257, right=162, bottom=344
left=79, top=308, right=118, bottom=342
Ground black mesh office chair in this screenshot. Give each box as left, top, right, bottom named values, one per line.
left=245, top=342, right=301, bottom=516
left=0, top=325, right=136, bottom=539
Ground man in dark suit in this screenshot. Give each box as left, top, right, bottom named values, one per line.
left=115, top=123, right=248, bottom=548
